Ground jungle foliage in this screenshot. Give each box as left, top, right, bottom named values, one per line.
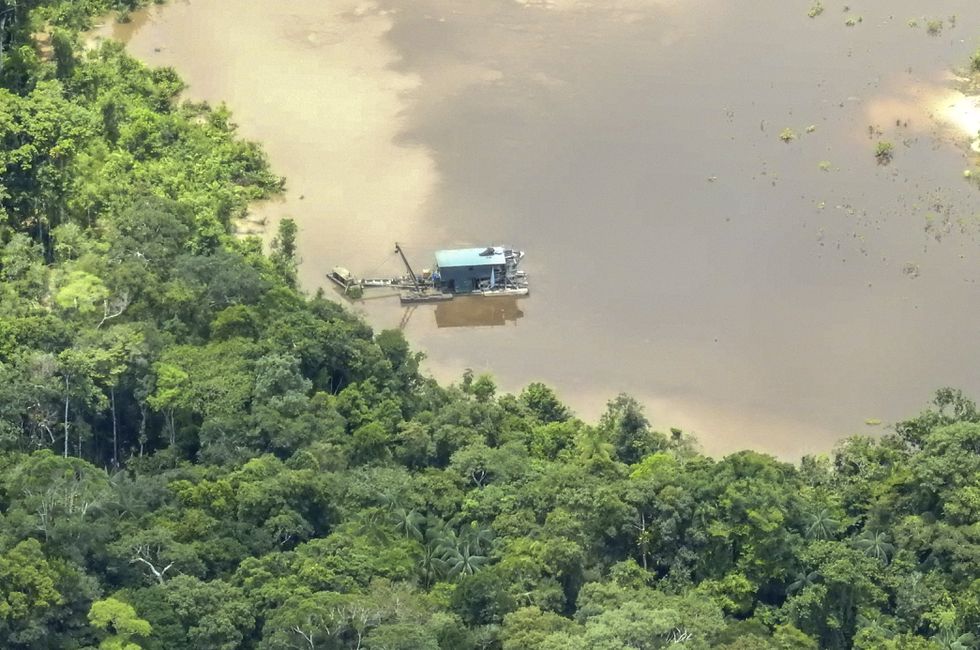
left=0, top=4, right=979, bottom=649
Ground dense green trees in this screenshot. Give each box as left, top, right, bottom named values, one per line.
left=88, top=597, right=152, bottom=650
left=0, top=3, right=978, bottom=649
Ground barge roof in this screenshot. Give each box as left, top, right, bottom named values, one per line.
left=435, top=247, right=506, bottom=268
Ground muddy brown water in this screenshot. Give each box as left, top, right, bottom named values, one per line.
left=94, top=0, right=980, bottom=457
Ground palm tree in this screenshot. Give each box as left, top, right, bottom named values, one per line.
left=376, top=489, right=402, bottom=512
left=434, top=524, right=492, bottom=579
left=804, top=508, right=839, bottom=540
left=417, top=516, right=450, bottom=586
left=577, top=428, right=614, bottom=465
left=854, top=530, right=895, bottom=564
left=440, top=539, right=489, bottom=578
left=787, top=570, right=820, bottom=595
left=352, top=508, right=392, bottom=544
left=933, top=629, right=975, bottom=650
left=464, top=523, right=492, bottom=555
left=388, top=507, right=424, bottom=541
left=417, top=537, right=443, bottom=587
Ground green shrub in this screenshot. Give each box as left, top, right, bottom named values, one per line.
left=874, top=141, right=894, bottom=164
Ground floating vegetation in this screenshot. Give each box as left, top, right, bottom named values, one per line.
left=865, top=419, right=882, bottom=426
left=818, top=161, right=832, bottom=171
left=901, top=262, right=920, bottom=279
left=845, top=16, right=862, bottom=27
left=807, top=2, right=824, bottom=18
left=925, top=20, right=943, bottom=36
left=922, top=197, right=958, bottom=242
left=806, top=124, right=817, bottom=133
left=779, top=127, right=797, bottom=142
left=907, top=19, right=919, bottom=28
left=874, top=140, right=894, bottom=164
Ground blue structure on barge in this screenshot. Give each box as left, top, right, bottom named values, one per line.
left=432, top=246, right=520, bottom=294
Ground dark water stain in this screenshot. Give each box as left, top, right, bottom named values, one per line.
left=94, top=0, right=980, bottom=457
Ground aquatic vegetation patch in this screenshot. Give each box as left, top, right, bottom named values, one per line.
left=874, top=141, right=894, bottom=164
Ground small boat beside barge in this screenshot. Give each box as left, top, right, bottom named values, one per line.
left=327, top=267, right=356, bottom=290
left=329, top=243, right=529, bottom=304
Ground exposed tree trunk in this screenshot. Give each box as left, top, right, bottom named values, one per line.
left=0, top=12, right=8, bottom=75
left=639, top=512, right=648, bottom=570
left=138, top=404, right=147, bottom=457
left=290, top=626, right=315, bottom=650
left=131, top=545, right=174, bottom=585
left=631, top=510, right=649, bottom=570
left=97, top=294, right=129, bottom=329
left=36, top=197, right=43, bottom=247
left=166, top=408, right=176, bottom=447
left=63, top=376, right=69, bottom=458
left=111, top=388, right=118, bottom=467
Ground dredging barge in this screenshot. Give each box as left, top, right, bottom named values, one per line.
left=328, top=243, right=529, bottom=304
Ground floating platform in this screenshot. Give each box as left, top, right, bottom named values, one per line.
left=400, top=291, right=454, bottom=304
left=330, top=243, right=528, bottom=304
left=480, top=287, right=529, bottom=297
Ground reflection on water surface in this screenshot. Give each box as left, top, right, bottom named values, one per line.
left=434, top=297, right=525, bottom=328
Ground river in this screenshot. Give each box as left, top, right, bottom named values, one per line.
left=93, top=0, right=980, bottom=457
